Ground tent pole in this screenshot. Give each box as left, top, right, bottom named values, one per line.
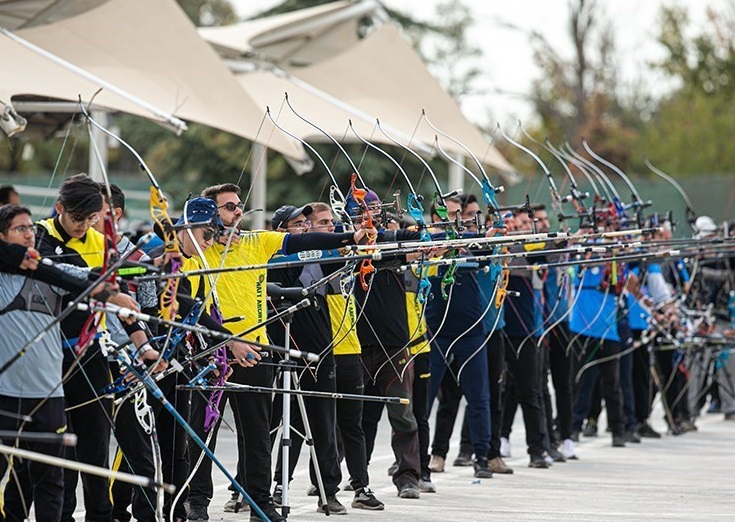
left=88, top=110, right=108, bottom=182
left=251, top=143, right=267, bottom=230
left=448, top=152, right=464, bottom=195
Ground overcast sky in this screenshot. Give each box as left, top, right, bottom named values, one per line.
left=232, top=0, right=732, bottom=126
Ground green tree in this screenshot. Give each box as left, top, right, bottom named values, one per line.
left=632, top=4, right=735, bottom=176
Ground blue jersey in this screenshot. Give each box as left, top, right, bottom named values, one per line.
left=569, top=265, right=621, bottom=342
left=627, top=266, right=650, bottom=331
left=477, top=265, right=505, bottom=331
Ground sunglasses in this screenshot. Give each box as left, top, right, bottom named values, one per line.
left=202, top=228, right=218, bottom=241
left=218, top=202, right=245, bottom=212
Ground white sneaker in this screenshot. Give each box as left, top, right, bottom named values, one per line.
left=561, top=438, right=578, bottom=460
left=500, top=437, right=511, bottom=458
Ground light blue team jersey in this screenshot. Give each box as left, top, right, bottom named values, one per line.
left=569, top=265, right=621, bottom=342
left=627, top=266, right=650, bottom=331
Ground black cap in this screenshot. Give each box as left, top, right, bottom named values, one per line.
left=271, top=204, right=313, bottom=230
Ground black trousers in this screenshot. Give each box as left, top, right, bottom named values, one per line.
left=61, top=348, right=113, bottom=522
left=111, top=372, right=190, bottom=522
left=361, top=345, right=419, bottom=489
left=502, top=336, right=547, bottom=456
left=0, top=396, right=65, bottom=522
left=412, top=352, right=431, bottom=480
left=188, top=361, right=273, bottom=509
left=334, top=354, right=369, bottom=490
left=571, top=336, right=625, bottom=437
left=542, top=324, right=574, bottom=441
left=272, top=356, right=342, bottom=497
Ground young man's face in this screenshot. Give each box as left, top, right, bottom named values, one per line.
left=433, top=200, right=462, bottom=223
left=0, top=212, right=35, bottom=248
left=214, top=192, right=243, bottom=228
left=56, top=202, right=99, bottom=239
left=535, top=210, right=550, bottom=233
left=461, top=201, right=481, bottom=231
left=308, top=209, right=335, bottom=233
left=180, top=226, right=216, bottom=257
left=92, top=201, right=123, bottom=234
left=282, top=213, right=310, bottom=235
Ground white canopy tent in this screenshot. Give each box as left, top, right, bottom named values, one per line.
left=0, top=0, right=308, bottom=166
left=199, top=0, right=515, bottom=176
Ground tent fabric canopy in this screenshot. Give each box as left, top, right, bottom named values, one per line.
left=1, top=0, right=306, bottom=163
left=0, top=0, right=109, bottom=30
left=199, top=0, right=375, bottom=66
left=201, top=1, right=515, bottom=177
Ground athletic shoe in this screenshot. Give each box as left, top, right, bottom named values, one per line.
left=187, top=504, right=209, bottom=521
left=419, top=477, right=437, bottom=493
left=560, top=439, right=578, bottom=460
left=528, top=453, right=549, bottom=469
left=680, top=419, right=697, bottom=432
left=637, top=421, right=661, bottom=438
left=397, top=482, right=421, bottom=499
left=250, top=499, right=284, bottom=522
left=223, top=491, right=242, bottom=513
left=706, top=400, right=721, bottom=414
left=306, top=484, right=318, bottom=496
left=625, top=430, right=642, bottom=443
left=612, top=435, right=626, bottom=447
left=488, top=456, right=514, bottom=474
left=387, top=461, right=398, bottom=475
left=500, top=437, right=511, bottom=458
left=429, top=454, right=445, bottom=473
left=473, top=457, right=494, bottom=478
left=548, top=447, right=566, bottom=462
left=352, top=488, right=385, bottom=510
left=272, top=485, right=282, bottom=508
left=542, top=451, right=554, bottom=466
left=582, top=418, right=598, bottom=437
left=316, top=495, right=347, bottom=515
left=453, top=452, right=473, bottom=466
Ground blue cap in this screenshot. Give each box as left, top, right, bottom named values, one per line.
left=345, top=190, right=380, bottom=217
left=175, top=197, right=223, bottom=227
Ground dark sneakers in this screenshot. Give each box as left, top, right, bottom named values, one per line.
left=582, top=418, right=598, bottom=437
left=397, top=482, right=421, bottom=499
left=316, top=495, right=348, bottom=515
left=352, top=487, right=385, bottom=510
left=473, top=457, right=494, bottom=478
left=250, top=500, right=285, bottom=522
left=453, top=452, right=474, bottom=466
left=547, top=447, right=566, bottom=463
left=612, top=435, right=627, bottom=447
left=638, top=421, right=661, bottom=438
left=187, top=504, right=209, bottom=521
left=528, top=453, right=550, bottom=469
left=625, top=430, right=642, bottom=443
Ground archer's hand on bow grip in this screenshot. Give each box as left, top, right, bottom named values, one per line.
left=350, top=173, right=377, bottom=290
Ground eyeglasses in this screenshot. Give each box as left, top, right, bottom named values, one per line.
left=202, top=228, right=218, bottom=241
left=7, top=225, right=35, bottom=235
left=218, top=202, right=245, bottom=213
left=70, top=213, right=100, bottom=226
left=288, top=219, right=311, bottom=229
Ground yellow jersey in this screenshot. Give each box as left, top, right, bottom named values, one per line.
left=404, top=268, right=430, bottom=355
left=203, top=230, right=285, bottom=343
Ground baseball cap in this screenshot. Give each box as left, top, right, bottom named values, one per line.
left=693, top=215, right=717, bottom=238
left=345, top=190, right=380, bottom=217
left=271, top=204, right=313, bottom=230
left=175, top=197, right=223, bottom=227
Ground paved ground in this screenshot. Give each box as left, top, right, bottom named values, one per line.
left=66, top=400, right=735, bottom=522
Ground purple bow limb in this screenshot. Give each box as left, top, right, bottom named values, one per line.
left=204, top=345, right=229, bottom=433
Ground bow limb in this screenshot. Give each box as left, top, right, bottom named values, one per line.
left=644, top=160, right=698, bottom=229
left=348, top=121, right=432, bottom=301
left=374, top=119, right=462, bottom=298
left=583, top=140, right=652, bottom=216
left=264, top=106, right=352, bottom=229
left=420, top=111, right=506, bottom=225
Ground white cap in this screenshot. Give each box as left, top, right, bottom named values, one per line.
left=693, top=215, right=717, bottom=238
